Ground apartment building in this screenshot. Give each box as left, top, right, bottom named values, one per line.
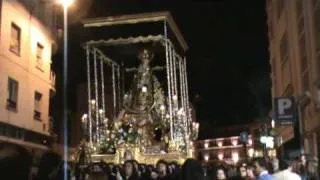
left=0, top=0, right=59, bottom=153
left=267, top=0, right=320, bottom=166
left=195, top=135, right=255, bottom=165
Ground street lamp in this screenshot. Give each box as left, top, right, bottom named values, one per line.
left=57, top=0, right=74, bottom=179
left=57, top=0, right=74, bottom=8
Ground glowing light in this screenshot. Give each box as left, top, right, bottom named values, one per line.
left=248, top=148, right=254, bottom=157
left=271, top=119, right=275, bottom=128
left=204, top=142, right=209, bottom=149
left=160, top=105, right=165, bottom=111
left=103, top=118, right=108, bottom=123
left=57, top=0, right=74, bottom=8
left=231, top=138, right=238, bottom=146
left=204, top=154, right=209, bottom=161
left=173, top=95, right=178, bottom=101
left=99, top=109, right=104, bottom=114
left=90, top=99, right=96, bottom=105
left=190, top=141, right=193, bottom=146
left=260, top=136, right=267, bottom=144
left=232, top=151, right=239, bottom=163
left=218, top=152, right=224, bottom=160
left=266, top=137, right=274, bottom=148
left=248, top=138, right=253, bottom=146
left=142, top=86, right=147, bottom=93
left=81, top=114, right=88, bottom=119
left=217, top=140, right=223, bottom=147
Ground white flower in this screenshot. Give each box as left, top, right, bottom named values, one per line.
left=128, top=128, right=133, bottom=133
left=118, top=139, right=125, bottom=144
left=119, top=128, right=123, bottom=133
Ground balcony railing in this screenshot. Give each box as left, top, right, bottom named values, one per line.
left=6, top=99, right=17, bottom=111
left=34, top=110, right=42, bottom=121
left=50, top=70, right=56, bottom=87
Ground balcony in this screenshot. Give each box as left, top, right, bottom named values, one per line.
left=34, top=110, right=42, bottom=121
left=6, top=99, right=17, bottom=112
left=50, top=70, right=56, bottom=87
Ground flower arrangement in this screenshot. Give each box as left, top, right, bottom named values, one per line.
left=99, top=121, right=141, bottom=154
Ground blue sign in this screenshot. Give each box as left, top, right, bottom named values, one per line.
left=274, top=97, right=296, bottom=123
left=240, top=132, right=248, bottom=143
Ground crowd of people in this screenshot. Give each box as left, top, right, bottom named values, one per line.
left=0, top=142, right=318, bottom=180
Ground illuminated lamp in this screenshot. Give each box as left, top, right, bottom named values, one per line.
left=204, top=154, right=209, bottom=161
left=248, top=148, right=254, bottom=157
left=231, top=138, right=238, bottom=146
left=232, top=151, right=239, bottom=163
left=204, top=142, right=209, bottom=149
left=217, top=152, right=224, bottom=160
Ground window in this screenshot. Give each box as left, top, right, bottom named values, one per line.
left=7, top=78, right=19, bottom=111
left=34, top=91, right=42, bottom=121
left=10, top=23, right=21, bottom=55
left=36, top=43, right=44, bottom=69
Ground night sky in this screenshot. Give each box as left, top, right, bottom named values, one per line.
left=54, top=0, right=271, bottom=139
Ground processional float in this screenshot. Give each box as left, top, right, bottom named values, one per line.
left=76, top=12, right=199, bottom=165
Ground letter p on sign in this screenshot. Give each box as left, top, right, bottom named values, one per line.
left=278, top=98, right=292, bottom=115
left=274, top=97, right=296, bottom=122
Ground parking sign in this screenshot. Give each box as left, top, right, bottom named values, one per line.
left=274, top=97, right=296, bottom=122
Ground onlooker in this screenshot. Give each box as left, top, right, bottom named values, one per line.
left=252, top=157, right=274, bottom=180
left=0, top=142, right=32, bottom=180
left=34, top=151, right=63, bottom=180
left=273, top=159, right=301, bottom=180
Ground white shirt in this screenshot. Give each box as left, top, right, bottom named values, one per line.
left=260, top=170, right=269, bottom=176
left=273, top=169, right=301, bottom=180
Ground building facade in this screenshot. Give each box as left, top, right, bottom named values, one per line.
left=0, top=0, right=58, bottom=153
left=195, top=135, right=255, bottom=165
left=266, top=0, right=320, bottom=166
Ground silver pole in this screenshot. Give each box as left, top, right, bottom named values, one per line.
left=164, top=21, right=173, bottom=141
left=100, top=57, right=106, bottom=126
left=93, top=48, right=100, bottom=143
left=86, top=46, right=92, bottom=144
left=169, top=46, right=176, bottom=140
left=112, top=65, right=117, bottom=120
left=179, top=58, right=184, bottom=112
left=183, top=57, right=191, bottom=129
left=62, top=5, right=69, bottom=179
left=117, top=67, right=121, bottom=111
left=173, top=50, right=178, bottom=107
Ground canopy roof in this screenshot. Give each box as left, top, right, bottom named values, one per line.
left=82, top=11, right=188, bottom=52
